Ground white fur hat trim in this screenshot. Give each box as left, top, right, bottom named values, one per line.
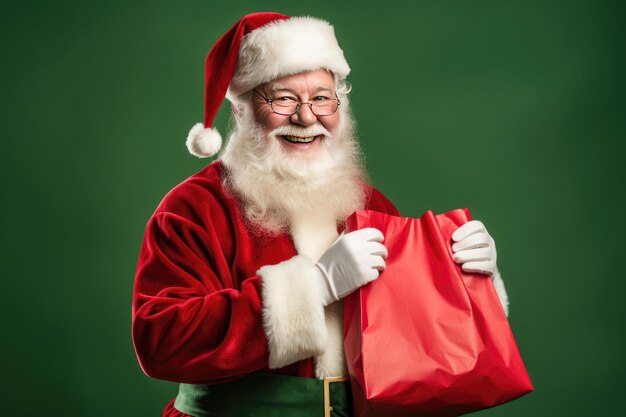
left=185, top=122, right=223, bottom=158
left=226, top=16, right=350, bottom=100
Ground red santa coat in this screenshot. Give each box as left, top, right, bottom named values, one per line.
left=132, top=161, right=399, bottom=386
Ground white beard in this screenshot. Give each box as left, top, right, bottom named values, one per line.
left=220, top=106, right=367, bottom=236
left=220, top=104, right=366, bottom=378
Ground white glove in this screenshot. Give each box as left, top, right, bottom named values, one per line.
left=451, top=220, right=497, bottom=277
left=314, top=228, right=388, bottom=306
left=451, top=220, right=510, bottom=316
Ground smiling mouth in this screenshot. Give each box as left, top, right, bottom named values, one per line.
left=282, top=135, right=320, bottom=144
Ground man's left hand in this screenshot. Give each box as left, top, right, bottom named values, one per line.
left=451, top=220, right=497, bottom=277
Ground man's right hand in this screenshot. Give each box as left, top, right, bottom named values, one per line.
left=314, top=228, right=388, bottom=306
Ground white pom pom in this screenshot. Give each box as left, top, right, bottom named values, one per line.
left=185, top=123, right=223, bottom=158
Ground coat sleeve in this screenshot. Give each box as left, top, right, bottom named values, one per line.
left=366, top=186, right=401, bottom=216
left=132, top=211, right=271, bottom=384
left=132, top=206, right=326, bottom=384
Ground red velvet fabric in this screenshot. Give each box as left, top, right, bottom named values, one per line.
left=203, top=12, right=289, bottom=129
left=132, top=161, right=399, bottom=389
left=163, top=399, right=188, bottom=417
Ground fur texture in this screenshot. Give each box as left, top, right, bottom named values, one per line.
left=227, top=17, right=350, bottom=100
left=189, top=15, right=348, bottom=156
left=257, top=255, right=328, bottom=369
left=220, top=99, right=366, bottom=235
left=289, top=210, right=349, bottom=378
left=186, top=123, right=223, bottom=158
left=255, top=199, right=359, bottom=377
left=316, top=301, right=347, bottom=378
left=222, top=96, right=365, bottom=377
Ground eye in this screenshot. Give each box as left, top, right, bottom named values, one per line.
left=313, top=96, right=331, bottom=102
left=273, top=96, right=297, bottom=103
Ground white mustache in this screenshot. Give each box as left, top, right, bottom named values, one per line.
left=269, top=124, right=331, bottom=139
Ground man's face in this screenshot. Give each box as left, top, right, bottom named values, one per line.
left=250, top=69, right=340, bottom=157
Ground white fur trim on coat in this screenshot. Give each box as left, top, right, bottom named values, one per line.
left=289, top=215, right=348, bottom=378
left=315, top=301, right=347, bottom=378
left=492, top=268, right=509, bottom=317
left=257, top=255, right=328, bottom=369
left=186, top=123, right=222, bottom=158
left=226, top=16, right=350, bottom=99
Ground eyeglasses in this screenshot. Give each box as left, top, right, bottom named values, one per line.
left=254, top=90, right=341, bottom=116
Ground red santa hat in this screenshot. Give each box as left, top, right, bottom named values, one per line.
left=186, top=12, right=351, bottom=158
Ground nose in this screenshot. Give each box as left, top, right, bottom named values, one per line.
left=290, top=103, right=318, bottom=126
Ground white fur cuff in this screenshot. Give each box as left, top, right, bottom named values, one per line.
left=492, top=269, right=510, bottom=317
left=257, top=255, right=328, bottom=369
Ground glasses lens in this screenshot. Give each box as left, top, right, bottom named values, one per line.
left=271, top=98, right=299, bottom=115
left=311, top=99, right=339, bottom=116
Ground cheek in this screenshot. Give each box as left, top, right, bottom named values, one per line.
left=254, top=107, right=287, bottom=132
left=320, top=113, right=341, bottom=133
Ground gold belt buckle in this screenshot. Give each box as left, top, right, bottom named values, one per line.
left=323, top=376, right=349, bottom=417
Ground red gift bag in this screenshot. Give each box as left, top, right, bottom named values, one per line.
left=344, top=209, right=533, bottom=417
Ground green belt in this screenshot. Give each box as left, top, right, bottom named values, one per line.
left=174, top=372, right=352, bottom=417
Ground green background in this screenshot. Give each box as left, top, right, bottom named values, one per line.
left=2, top=0, right=624, bottom=415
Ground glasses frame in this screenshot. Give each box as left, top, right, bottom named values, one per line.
left=254, top=90, right=341, bottom=117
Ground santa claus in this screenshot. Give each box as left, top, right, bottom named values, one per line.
left=132, top=12, right=509, bottom=417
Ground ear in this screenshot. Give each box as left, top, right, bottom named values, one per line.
left=231, top=103, right=244, bottom=122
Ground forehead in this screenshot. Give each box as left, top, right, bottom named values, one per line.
left=262, top=69, right=335, bottom=92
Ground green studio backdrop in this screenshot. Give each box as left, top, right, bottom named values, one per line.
left=2, top=0, right=624, bottom=416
